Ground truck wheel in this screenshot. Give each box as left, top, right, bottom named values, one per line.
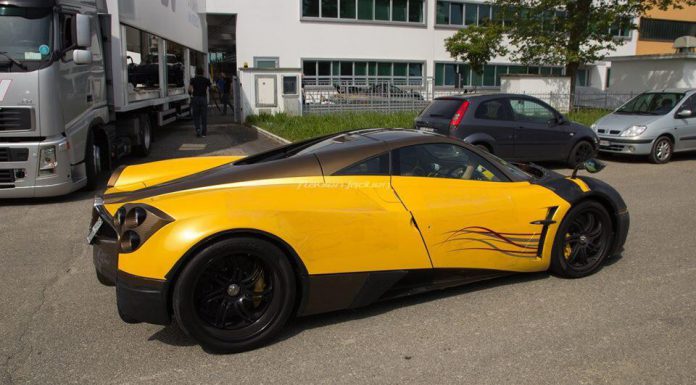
left=85, top=129, right=105, bottom=190
left=649, top=136, right=672, bottom=164
left=133, top=114, right=152, bottom=157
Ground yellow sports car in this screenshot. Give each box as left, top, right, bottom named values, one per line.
left=89, top=129, right=629, bottom=352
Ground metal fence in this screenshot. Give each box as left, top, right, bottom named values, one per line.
left=302, top=77, right=636, bottom=115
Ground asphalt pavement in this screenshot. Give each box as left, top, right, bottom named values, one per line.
left=1, top=121, right=695, bottom=385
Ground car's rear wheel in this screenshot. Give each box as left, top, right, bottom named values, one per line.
left=173, top=237, right=296, bottom=353
left=567, top=140, right=594, bottom=168
left=649, top=136, right=672, bottom=164
left=550, top=201, right=613, bottom=278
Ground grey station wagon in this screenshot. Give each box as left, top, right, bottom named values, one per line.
left=592, top=89, right=696, bottom=164
left=415, top=94, right=599, bottom=167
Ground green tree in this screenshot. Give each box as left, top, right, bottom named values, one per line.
left=445, top=0, right=696, bottom=92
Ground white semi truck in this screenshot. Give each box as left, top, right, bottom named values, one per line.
left=0, top=0, right=207, bottom=197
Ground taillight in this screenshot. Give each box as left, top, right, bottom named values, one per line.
left=449, top=100, right=470, bottom=134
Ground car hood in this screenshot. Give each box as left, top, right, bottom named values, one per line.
left=594, top=113, right=662, bottom=131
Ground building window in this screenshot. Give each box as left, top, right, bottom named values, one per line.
left=302, top=59, right=424, bottom=86
left=639, top=18, right=696, bottom=42
left=303, top=0, right=425, bottom=25
left=283, top=76, right=298, bottom=95
left=435, top=1, right=497, bottom=27
left=434, top=62, right=565, bottom=87
left=576, top=69, right=589, bottom=87
left=254, top=57, right=279, bottom=68
left=605, top=68, right=611, bottom=89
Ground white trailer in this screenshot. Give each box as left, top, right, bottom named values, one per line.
left=0, top=0, right=207, bottom=197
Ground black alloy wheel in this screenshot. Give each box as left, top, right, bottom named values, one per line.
left=551, top=201, right=613, bottom=278
left=173, top=237, right=296, bottom=353
left=568, top=140, right=595, bottom=168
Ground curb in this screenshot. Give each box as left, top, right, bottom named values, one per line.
left=251, top=125, right=291, bottom=145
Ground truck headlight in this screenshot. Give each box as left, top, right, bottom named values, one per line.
left=38, top=146, right=57, bottom=175
left=620, top=125, right=647, bottom=137
left=114, top=204, right=174, bottom=253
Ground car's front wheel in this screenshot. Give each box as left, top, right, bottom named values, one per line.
left=649, top=136, right=673, bottom=164
left=550, top=201, right=613, bottom=278
left=173, top=237, right=296, bottom=353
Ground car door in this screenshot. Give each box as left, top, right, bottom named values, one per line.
left=510, top=97, right=570, bottom=161
left=313, top=152, right=432, bottom=274
left=468, top=98, right=516, bottom=159
left=390, top=143, right=569, bottom=272
left=674, top=94, right=696, bottom=150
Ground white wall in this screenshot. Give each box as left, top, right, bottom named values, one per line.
left=608, top=58, right=696, bottom=93
left=238, top=69, right=303, bottom=120
left=500, top=75, right=571, bottom=112
left=205, top=0, right=641, bottom=79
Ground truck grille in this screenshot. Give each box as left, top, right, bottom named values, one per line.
left=0, top=108, right=32, bottom=131
left=0, top=147, right=29, bottom=162
left=0, top=169, right=16, bottom=184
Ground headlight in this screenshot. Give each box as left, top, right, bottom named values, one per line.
left=38, top=146, right=57, bottom=175
left=113, top=204, right=173, bottom=253
left=620, top=125, right=647, bottom=137
left=590, top=123, right=597, bottom=131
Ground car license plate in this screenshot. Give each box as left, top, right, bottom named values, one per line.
left=419, top=126, right=435, bottom=133
left=87, top=217, right=103, bottom=244
left=600, top=140, right=610, bottom=146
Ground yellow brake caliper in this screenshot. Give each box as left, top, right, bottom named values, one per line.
left=563, top=233, right=573, bottom=260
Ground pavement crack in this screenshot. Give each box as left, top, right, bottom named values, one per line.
left=4, top=240, right=88, bottom=384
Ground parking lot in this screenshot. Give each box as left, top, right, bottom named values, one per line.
left=1, top=122, right=695, bottom=385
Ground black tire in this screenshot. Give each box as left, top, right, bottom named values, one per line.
left=95, top=270, right=115, bottom=286
left=173, top=237, right=296, bottom=353
left=133, top=114, right=152, bottom=157
left=567, top=140, right=595, bottom=168
left=84, top=129, right=105, bottom=190
left=649, top=136, right=673, bottom=164
left=550, top=200, right=614, bottom=278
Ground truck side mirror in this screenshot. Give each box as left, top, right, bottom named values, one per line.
left=75, top=14, right=91, bottom=48
left=73, top=49, right=92, bottom=65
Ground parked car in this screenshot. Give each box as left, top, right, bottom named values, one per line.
left=592, top=89, right=696, bottom=164
left=90, top=129, right=628, bottom=353
left=331, top=83, right=424, bottom=103
left=414, top=94, right=599, bottom=167
left=127, top=54, right=184, bottom=88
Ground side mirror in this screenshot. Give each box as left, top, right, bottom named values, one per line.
left=75, top=14, right=91, bottom=48
left=677, top=109, right=692, bottom=118
left=73, top=49, right=92, bottom=65
left=572, top=158, right=605, bottom=178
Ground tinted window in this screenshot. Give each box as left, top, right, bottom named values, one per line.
left=510, top=98, right=555, bottom=124
left=335, top=153, right=390, bottom=176
left=420, top=99, right=464, bottom=118
left=474, top=99, right=511, bottom=120
left=618, top=92, right=685, bottom=115
left=394, top=143, right=507, bottom=182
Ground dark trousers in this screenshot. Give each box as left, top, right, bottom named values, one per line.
left=191, top=96, right=208, bottom=135
left=221, top=93, right=233, bottom=115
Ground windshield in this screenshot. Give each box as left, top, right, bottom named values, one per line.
left=617, top=92, right=685, bottom=115
left=0, top=7, right=53, bottom=71
left=420, top=99, right=464, bottom=118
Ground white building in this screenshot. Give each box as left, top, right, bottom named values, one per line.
left=201, top=0, right=643, bottom=117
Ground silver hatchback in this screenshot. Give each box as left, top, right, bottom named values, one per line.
left=592, top=89, right=696, bottom=163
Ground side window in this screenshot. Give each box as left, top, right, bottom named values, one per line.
left=334, top=153, right=390, bottom=176
left=60, top=14, right=76, bottom=52
left=510, top=98, right=555, bottom=124
left=678, top=95, right=696, bottom=118
left=474, top=99, right=511, bottom=121
left=393, top=143, right=508, bottom=182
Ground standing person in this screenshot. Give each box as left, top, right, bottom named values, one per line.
left=221, top=72, right=233, bottom=116
left=188, top=67, right=211, bottom=137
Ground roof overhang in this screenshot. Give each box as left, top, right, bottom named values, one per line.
left=608, top=53, right=696, bottom=62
